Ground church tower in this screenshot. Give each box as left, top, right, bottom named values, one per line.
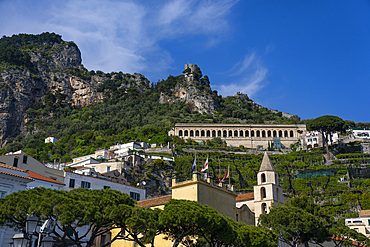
left=253, top=152, right=284, bottom=225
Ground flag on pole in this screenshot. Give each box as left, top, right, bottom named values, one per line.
left=222, top=164, right=229, bottom=182
left=218, top=158, right=221, bottom=183
left=200, top=157, right=208, bottom=173
left=190, top=154, right=196, bottom=174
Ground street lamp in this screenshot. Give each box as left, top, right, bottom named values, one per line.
left=11, top=214, right=56, bottom=247
left=25, top=213, right=39, bottom=236
left=12, top=233, right=29, bottom=247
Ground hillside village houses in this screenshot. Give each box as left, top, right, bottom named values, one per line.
left=346, top=210, right=370, bottom=238
left=111, top=152, right=285, bottom=247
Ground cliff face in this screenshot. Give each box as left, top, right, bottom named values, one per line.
left=159, top=64, right=218, bottom=114
left=0, top=36, right=150, bottom=146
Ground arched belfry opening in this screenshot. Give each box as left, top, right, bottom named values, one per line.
left=261, top=173, right=266, bottom=183
left=261, top=187, right=266, bottom=199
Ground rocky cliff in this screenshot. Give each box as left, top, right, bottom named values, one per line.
left=0, top=33, right=150, bottom=146
left=159, top=63, right=218, bottom=114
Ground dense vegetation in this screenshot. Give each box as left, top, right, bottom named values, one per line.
left=0, top=32, right=70, bottom=72
left=0, top=188, right=277, bottom=247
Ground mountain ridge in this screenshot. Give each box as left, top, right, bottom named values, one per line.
left=0, top=32, right=298, bottom=148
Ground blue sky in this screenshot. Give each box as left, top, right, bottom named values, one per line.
left=1, top=0, right=369, bottom=122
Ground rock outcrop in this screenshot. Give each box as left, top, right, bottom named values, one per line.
left=159, top=64, right=218, bottom=114
left=0, top=36, right=150, bottom=146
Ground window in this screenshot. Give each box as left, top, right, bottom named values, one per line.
left=104, top=186, right=110, bottom=189
left=13, top=158, right=18, bottom=167
left=107, top=166, right=111, bottom=172
left=0, top=191, right=6, bottom=198
left=81, top=181, right=91, bottom=189
left=261, top=187, right=266, bottom=199
left=23, top=156, right=28, bottom=164
left=261, top=173, right=266, bottom=183
left=179, top=130, right=183, bottom=136
left=130, top=192, right=140, bottom=201
left=190, top=130, right=194, bottom=137
left=236, top=214, right=239, bottom=222
left=69, top=179, right=75, bottom=188
left=353, top=220, right=362, bottom=224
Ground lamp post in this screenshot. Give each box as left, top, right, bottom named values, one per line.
left=11, top=214, right=56, bottom=247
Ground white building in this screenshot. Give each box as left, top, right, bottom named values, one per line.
left=64, top=171, right=145, bottom=201
left=352, top=129, right=370, bottom=139
left=0, top=163, right=33, bottom=247
left=303, top=131, right=339, bottom=149
left=45, top=137, right=58, bottom=143
left=110, top=141, right=142, bottom=157
left=26, top=170, right=65, bottom=190
left=0, top=150, right=64, bottom=183
left=345, top=210, right=370, bottom=238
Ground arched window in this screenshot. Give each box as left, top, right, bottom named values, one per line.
left=267, top=130, right=271, bottom=137
left=245, top=130, right=249, bottom=137
left=261, top=203, right=267, bottom=214
left=240, top=130, right=243, bottom=137
left=229, top=130, right=232, bottom=137
left=284, top=130, right=288, bottom=137
left=261, top=187, right=266, bottom=199
left=290, top=130, right=294, bottom=137
left=184, top=130, right=188, bottom=137
left=206, top=130, right=211, bottom=137
left=251, top=130, right=255, bottom=137
left=262, top=130, right=266, bottom=137
left=256, top=130, right=260, bottom=137
left=195, top=130, right=199, bottom=136
left=223, top=130, right=227, bottom=137
left=212, top=130, right=216, bottom=137
left=190, top=130, right=194, bottom=137
left=278, top=130, right=282, bottom=137
left=234, top=130, right=238, bottom=137
left=261, top=173, right=266, bottom=183
left=218, top=130, right=221, bottom=137
left=179, top=130, right=183, bottom=136
left=273, top=130, right=277, bottom=137
left=201, top=130, right=205, bottom=137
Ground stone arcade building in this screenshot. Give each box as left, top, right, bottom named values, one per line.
left=169, top=123, right=307, bottom=149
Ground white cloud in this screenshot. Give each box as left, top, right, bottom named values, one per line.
left=0, top=0, right=239, bottom=81
left=215, top=52, right=269, bottom=97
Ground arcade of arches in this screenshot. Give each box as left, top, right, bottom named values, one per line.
left=169, top=123, right=306, bottom=149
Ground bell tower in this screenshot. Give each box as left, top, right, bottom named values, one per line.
left=253, top=152, right=283, bottom=225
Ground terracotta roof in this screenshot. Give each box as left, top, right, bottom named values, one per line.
left=26, top=170, right=65, bottom=185
left=236, top=192, right=254, bottom=202
left=0, top=162, right=25, bottom=172
left=331, top=236, right=366, bottom=247
left=259, top=152, right=275, bottom=172
left=136, top=195, right=172, bottom=208
left=359, top=209, right=370, bottom=217
left=0, top=170, right=33, bottom=180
